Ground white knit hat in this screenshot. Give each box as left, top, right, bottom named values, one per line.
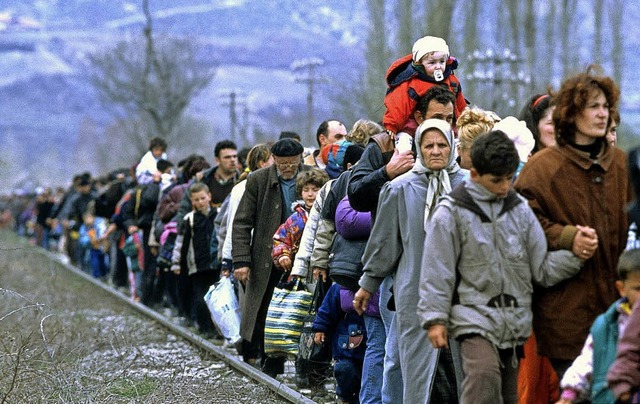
left=412, top=36, right=450, bottom=63
left=493, top=116, right=535, bottom=162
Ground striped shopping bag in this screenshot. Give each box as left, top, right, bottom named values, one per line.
left=264, top=276, right=313, bottom=358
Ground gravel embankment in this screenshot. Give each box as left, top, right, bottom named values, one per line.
left=0, top=232, right=296, bottom=403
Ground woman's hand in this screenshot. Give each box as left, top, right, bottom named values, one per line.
left=353, top=288, right=372, bottom=315
left=572, top=225, right=598, bottom=260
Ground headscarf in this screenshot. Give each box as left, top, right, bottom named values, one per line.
left=412, top=119, right=461, bottom=224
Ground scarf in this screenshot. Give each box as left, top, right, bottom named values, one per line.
left=411, top=119, right=461, bottom=227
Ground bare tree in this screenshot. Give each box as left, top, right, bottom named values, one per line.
left=334, top=0, right=389, bottom=124
left=523, top=0, right=537, bottom=92
left=425, top=0, right=456, bottom=43
left=594, top=0, right=604, bottom=64
left=395, top=0, right=414, bottom=54
left=609, top=0, right=624, bottom=86
left=88, top=0, right=215, bottom=157
left=559, top=0, right=577, bottom=79
left=543, top=0, right=558, bottom=85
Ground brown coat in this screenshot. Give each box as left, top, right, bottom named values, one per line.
left=232, top=164, right=308, bottom=340
left=514, top=143, right=630, bottom=360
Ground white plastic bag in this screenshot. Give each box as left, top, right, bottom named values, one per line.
left=204, top=276, right=241, bottom=344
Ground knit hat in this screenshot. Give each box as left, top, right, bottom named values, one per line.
left=412, top=36, right=450, bottom=63
left=493, top=116, right=535, bottom=162
left=320, top=139, right=353, bottom=179
left=271, top=138, right=304, bottom=157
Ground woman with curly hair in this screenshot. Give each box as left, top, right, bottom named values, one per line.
left=515, top=67, right=631, bottom=384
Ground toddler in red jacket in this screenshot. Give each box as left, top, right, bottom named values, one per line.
left=383, top=35, right=467, bottom=148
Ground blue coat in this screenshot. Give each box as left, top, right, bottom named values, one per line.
left=312, top=283, right=366, bottom=361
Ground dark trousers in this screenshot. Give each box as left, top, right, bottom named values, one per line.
left=334, top=358, right=363, bottom=403
left=190, top=270, right=217, bottom=334
left=242, top=267, right=285, bottom=376
left=140, top=228, right=158, bottom=306
left=110, top=232, right=129, bottom=288
left=164, top=270, right=181, bottom=315
left=176, top=264, right=193, bottom=320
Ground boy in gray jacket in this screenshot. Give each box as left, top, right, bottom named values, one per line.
left=418, top=131, right=584, bottom=404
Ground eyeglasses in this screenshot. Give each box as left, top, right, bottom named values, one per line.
left=275, top=161, right=300, bottom=169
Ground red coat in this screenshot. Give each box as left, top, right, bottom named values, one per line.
left=383, top=54, right=467, bottom=135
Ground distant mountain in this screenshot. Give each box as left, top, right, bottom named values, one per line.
left=1, top=1, right=639, bottom=193
left=0, top=1, right=367, bottom=192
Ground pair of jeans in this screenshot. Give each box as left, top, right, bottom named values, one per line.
left=360, top=313, right=385, bottom=404
left=90, top=248, right=108, bottom=278
left=380, top=276, right=403, bottom=403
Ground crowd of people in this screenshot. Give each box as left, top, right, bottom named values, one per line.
left=3, top=34, right=640, bottom=404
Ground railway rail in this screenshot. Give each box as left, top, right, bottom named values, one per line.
left=0, top=232, right=334, bottom=403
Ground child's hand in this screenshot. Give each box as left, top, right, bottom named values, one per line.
left=278, top=256, right=292, bottom=271
left=314, top=332, right=325, bottom=345
left=427, top=324, right=449, bottom=349
left=619, top=391, right=631, bottom=402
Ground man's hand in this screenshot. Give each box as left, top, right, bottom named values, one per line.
left=427, top=324, right=449, bottom=349
left=314, top=332, right=326, bottom=345
left=235, top=266, right=250, bottom=283
left=572, top=225, right=598, bottom=260
left=385, top=148, right=415, bottom=179
left=312, top=267, right=327, bottom=282
left=353, top=288, right=372, bottom=315
left=278, top=256, right=292, bottom=272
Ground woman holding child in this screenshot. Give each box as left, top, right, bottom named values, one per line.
left=354, top=118, right=467, bottom=403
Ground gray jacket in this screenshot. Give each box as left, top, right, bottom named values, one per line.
left=418, top=178, right=583, bottom=349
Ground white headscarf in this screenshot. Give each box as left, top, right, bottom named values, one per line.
left=412, top=119, right=461, bottom=224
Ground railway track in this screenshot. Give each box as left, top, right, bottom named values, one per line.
left=0, top=232, right=334, bottom=403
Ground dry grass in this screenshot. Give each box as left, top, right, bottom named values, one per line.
left=0, top=232, right=287, bottom=403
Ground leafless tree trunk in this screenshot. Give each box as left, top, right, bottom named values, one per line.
left=594, top=0, right=604, bottom=64
left=544, top=0, right=557, bottom=85
left=395, top=0, right=414, bottom=55
left=523, top=0, right=537, bottom=92
left=609, top=0, right=624, bottom=86
left=461, top=0, right=480, bottom=105
left=560, top=0, right=577, bottom=79
left=426, top=0, right=456, bottom=43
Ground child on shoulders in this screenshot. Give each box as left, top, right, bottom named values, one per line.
left=384, top=35, right=467, bottom=139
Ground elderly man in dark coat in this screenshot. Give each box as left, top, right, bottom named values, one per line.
left=232, top=138, right=308, bottom=377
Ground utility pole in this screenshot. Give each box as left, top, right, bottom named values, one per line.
left=291, top=57, right=324, bottom=145
left=220, top=89, right=246, bottom=144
